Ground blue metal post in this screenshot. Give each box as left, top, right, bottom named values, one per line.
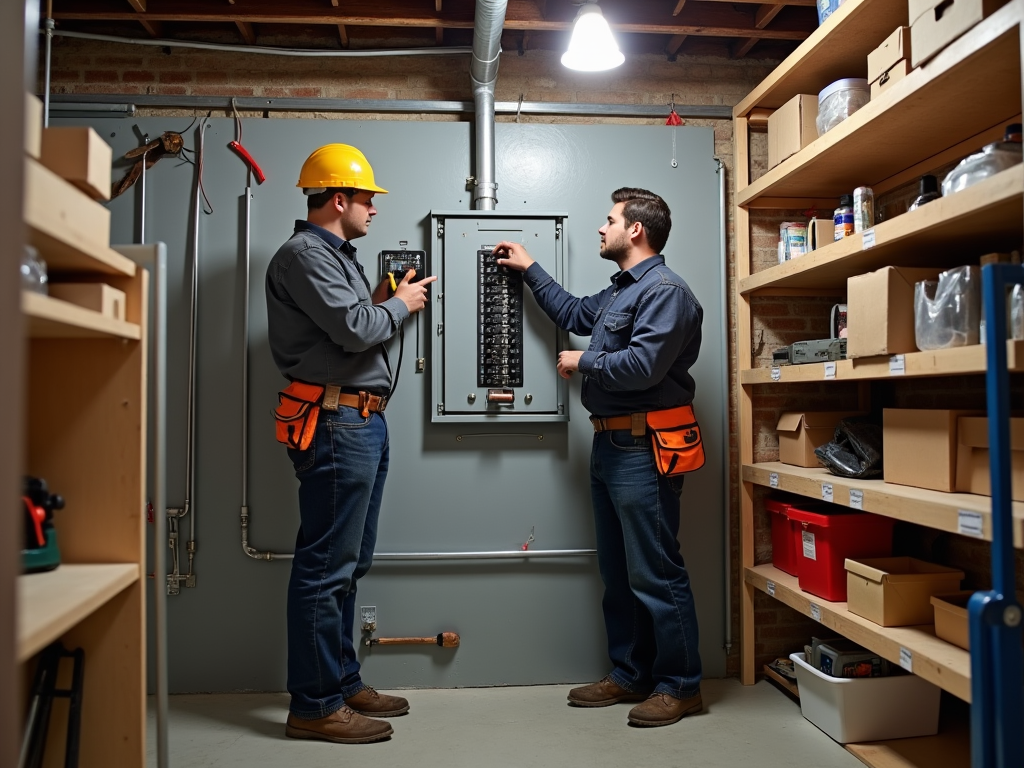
left=970, top=263, right=1024, bottom=768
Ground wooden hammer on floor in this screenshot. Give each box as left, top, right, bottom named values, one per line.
left=366, top=632, right=460, bottom=648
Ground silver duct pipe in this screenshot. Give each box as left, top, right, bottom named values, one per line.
left=717, top=159, right=732, bottom=655
left=470, top=0, right=508, bottom=210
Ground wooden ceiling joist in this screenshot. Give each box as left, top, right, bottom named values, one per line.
left=235, top=20, right=256, bottom=44
left=733, top=4, right=786, bottom=60
left=665, top=34, right=686, bottom=58
left=337, top=23, right=349, bottom=47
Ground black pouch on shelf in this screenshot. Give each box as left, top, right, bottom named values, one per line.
left=814, top=418, right=883, bottom=479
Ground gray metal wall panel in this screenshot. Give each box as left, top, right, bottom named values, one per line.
left=58, top=117, right=725, bottom=693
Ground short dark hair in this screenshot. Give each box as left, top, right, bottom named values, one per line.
left=611, top=187, right=671, bottom=253
left=306, top=187, right=357, bottom=211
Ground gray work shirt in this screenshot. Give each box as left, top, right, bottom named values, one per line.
left=265, top=220, right=410, bottom=393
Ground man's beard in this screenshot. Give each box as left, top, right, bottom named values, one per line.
left=599, top=238, right=627, bottom=261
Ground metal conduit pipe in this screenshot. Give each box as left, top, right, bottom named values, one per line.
left=469, top=0, right=508, bottom=210
left=717, top=159, right=732, bottom=654
left=239, top=548, right=597, bottom=562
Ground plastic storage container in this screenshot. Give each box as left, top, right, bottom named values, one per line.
left=766, top=499, right=800, bottom=576
left=786, top=506, right=895, bottom=601
left=20, top=245, right=48, bottom=294
left=790, top=653, right=941, bottom=744
left=942, top=123, right=1022, bottom=197
left=816, top=78, right=870, bottom=136
left=913, top=266, right=981, bottom=351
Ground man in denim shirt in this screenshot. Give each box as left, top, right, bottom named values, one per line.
left=266, top=144, right=435, bottom=744
left=494, top=188, right=703, bottom=727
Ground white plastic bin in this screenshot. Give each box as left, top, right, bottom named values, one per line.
left=789, top=652, right=940, bottom=743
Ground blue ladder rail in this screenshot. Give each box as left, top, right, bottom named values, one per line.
left=971, top=263, right=1024, bottom=768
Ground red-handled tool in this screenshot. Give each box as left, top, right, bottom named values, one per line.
left=228, top=140, right=266, bottom=184
left=23, top=496, right=47, bottom=548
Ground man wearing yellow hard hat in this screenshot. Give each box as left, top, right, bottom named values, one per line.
left=265, top=143, right=436, bottom=745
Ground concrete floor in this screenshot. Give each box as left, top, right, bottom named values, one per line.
left=147, top=679, right=863, bottom=768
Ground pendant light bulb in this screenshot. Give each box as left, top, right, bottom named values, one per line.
left=561, top=3, right=625, bottom=72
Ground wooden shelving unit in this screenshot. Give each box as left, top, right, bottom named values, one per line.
left=14, top=123, right=147, bottom=767
left=734, top=3, right=1024, bottom=766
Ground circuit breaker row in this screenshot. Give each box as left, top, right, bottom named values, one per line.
left=477, top=249, right=524, bottom=388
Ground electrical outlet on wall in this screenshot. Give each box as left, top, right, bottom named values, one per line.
left=360, top=606, right=377, bottom=632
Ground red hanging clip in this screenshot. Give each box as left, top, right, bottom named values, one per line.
left=666, top=109, right=683, bottom=126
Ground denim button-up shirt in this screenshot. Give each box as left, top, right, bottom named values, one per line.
left=265, top=220, right=409, bottom=392
left=523, top=255, right=702, bottom=417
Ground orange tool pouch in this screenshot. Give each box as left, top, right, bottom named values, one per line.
left=646, top=404, right=706, bottom=476
left=273, top=381, right=325, bottom=451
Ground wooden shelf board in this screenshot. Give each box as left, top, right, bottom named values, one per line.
left=22, top=291, right=142, bottom=340
left=763, top=663, right=800, bottom=698
left=740, top=340, right=1024, bottom=384
left=737, top=3, right=1023, bottom=206
left=743, top=462, right=1024, bottom=548
left=740, top=165, right=1024, bottom=295
left=17, top=563, right=139, bottom=662
left=746, top=565, right=971, bottom=702
left=846, top=697, right=971, bottom=768
left=734, top=0, right=909, bottom=115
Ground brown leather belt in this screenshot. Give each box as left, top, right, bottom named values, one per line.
left=590, top=413, right=647, bottom=436
left=333, top=391, right=388, bottom=416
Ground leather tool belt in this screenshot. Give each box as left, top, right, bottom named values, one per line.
left=590, top=413, right=647, bottom=436
left=327, top=389, right=389, bottom=416
left=591, top=405, right=706, bottom=476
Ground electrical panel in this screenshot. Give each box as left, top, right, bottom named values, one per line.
left=430, top=211, right=568, bottom=422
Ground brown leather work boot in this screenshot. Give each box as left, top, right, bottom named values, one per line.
left=627, top=692, right=703, bottom=727
left=567, top=676, right=650, bottom=707
left=285, top=706, right=393, bottom=744
left=346, top=685, right=410, bottom=717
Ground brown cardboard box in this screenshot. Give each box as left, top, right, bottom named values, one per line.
left=846, top=557, right=964, bottom=627
left=767, top=94, right=818, bottom=170
left=955, top=416, right=1024, bottom=501
left=41, top=127, right=113, bottom=201
left=25, top=93, right=42, bottom=159
left=910, top=0, right=1009, bottom=68
left=777, top=411, right=862, bottom=467
left=847, top=267, right=943, bottom=358
left=870, top=60, right=912, bottom=99
left=868, top=27, right=912, bottom=85
left=23, top=159, right=112, bottom=258
left=807, top=217, right=833, bottom=251
left=931, top=592, right=973, bottom=650
left=48, top=283, right=127, bottom=321
left=884, top=409, right=980, bottom=492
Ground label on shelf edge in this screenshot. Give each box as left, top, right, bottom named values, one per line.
left=821, top=482, right=833, bottom=503
left=810, top=603, right=822, bottom=622
left=899, top=647, right=913, bottom=672
left=824, top=361, right=837, bottom=380
left=767, top=580, right=775, bottom=596
left=863, top=229, right=876, bottom=249
left=771, top=366, right=781, bottom=382
left=958, top=509, right=984, bottom=538
left=769, top=472, right=779, bottom=488
left=802, top=530, right=817, bottom=561
left=889, top=354, right=906, bottom=375
left=849, top=489, right=864, bottom=510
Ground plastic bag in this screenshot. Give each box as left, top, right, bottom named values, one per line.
left=941, top=141, right=1022, bottom=197
left=1012, top=284, right=1024, bottom=341
left=20, top=245, right=48, bottom=294
left=814, top=418, right=883, bottom=479
left=816, top=79, right=869, bottom=136
left=914, top=266, right=981, bottom=351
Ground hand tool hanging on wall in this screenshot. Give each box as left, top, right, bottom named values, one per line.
left=111, top=131, right=185, bottom=199
left=665, top=95, right=683, bottom=169
left=19, top=643, right=85, bottom=768
left=367, top=632, right=461, bottom=648
left=228, top=98, right=266, bottom=184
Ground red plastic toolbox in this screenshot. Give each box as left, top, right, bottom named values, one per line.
left=787, top=506, right=895, bottom=602
left=766, top=498, right=800, bottom=576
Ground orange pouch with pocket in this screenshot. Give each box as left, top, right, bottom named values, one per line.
left=646, top=404, right=706, bottom=476
left=274, top=381, right=325, bottom=451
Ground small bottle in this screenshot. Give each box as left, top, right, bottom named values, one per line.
left=834, top=194, right=854, bottom=241
left=908, top=175, right=940, bottom=211
left=853, top=186, right=874, bottom=233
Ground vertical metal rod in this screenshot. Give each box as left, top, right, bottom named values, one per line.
left=139, top=149, right=147, bottom=244
left=241, top=176, right=251, bottom=510
left=152, top=245, right=169, bottom=768
left=717, top=158, right=732, bottom=654
left=42, top=4, right=53, bottom=128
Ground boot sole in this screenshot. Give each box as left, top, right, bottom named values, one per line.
left=567, top=694, right=649, bottom=708
left=349, top=705, right=410, bottom=718
left=627, top=703, right=703, bottom=727
left=285, top=723, right=394, bottom=744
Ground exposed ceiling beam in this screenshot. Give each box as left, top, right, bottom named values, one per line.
left=337, top=23, right=349, bottom=47
left=535, top=0, right=548, bottom=19
left=137, top=18, right=162, bottom=37
left=435, top=25, right=443, bottom=44
left=435, top=0, right=442, bottom=10
left=665, top=34, right=686, bottom=58
left=235, top=20, right=256, bottom=44
left=755, top=4, right=785, bottom=28
left=731, top=37, right=759, bottom=58
left=672, top=0, right=686, bottom=14
left=126, top=0, right=146, bottom=10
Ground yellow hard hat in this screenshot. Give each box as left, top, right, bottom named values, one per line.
left=296, top=143, right=388, bottom=194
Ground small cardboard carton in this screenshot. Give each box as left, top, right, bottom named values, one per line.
left=48, top=283, right=127, bottom=321
left=884, top=409, right=980, bottom=492
left=871, top=60, right=912, bottom=99
left=777, top=411, right=862, bottom=467
left=846, top=266, right=943, bottom=358
left=807, top=217, right=833, bottom=251
left=41, top=126, right=113, bottom=202
left=767, top=94, right=818, bottom=170
left=955, top=416, right=1024, bottom=502
left=910, top=0, right=1009, bottom=68
left=931, top=591, right=973, bottom=650
left=868, top=27, right=912, bottom=86
left=846, top=557, right=964, bottom=627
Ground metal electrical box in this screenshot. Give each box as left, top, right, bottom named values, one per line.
left=431, top=210, right=568, bottom=422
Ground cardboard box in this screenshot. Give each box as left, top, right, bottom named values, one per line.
left=910, top=0, right=1009, bottom=68
left=870, top=60, right=912, bottom=99
left=955, top=416, right=1024, bottom=501
left=884, top=409, right=979, bottom=492
left=868, top=27, right=912, bottom=85
left=807, top=217, right=833, bottom=251
left=48, top=283, right=127, bottom=321
left=846, top=557, right=964, bottom=626
left=25, top=93, right=42, bottom=159
left=23, top=158, right=112, bottom=259
left=777, top=411, right=862, bottom=467
left=41, top=127, right=113, bottom=202
left=846, top=266, right=943, bottom=358
left=767, top=94, right=818, bottom=170
left=931, top=591, right=973, bottom=650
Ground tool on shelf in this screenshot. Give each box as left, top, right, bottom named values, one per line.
left=21, top=476, right=64, bottom=574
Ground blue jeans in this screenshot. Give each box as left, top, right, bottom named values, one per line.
left=285, top=406, right=389, bottom=719
left=590, top=429, right=702, bottom=699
